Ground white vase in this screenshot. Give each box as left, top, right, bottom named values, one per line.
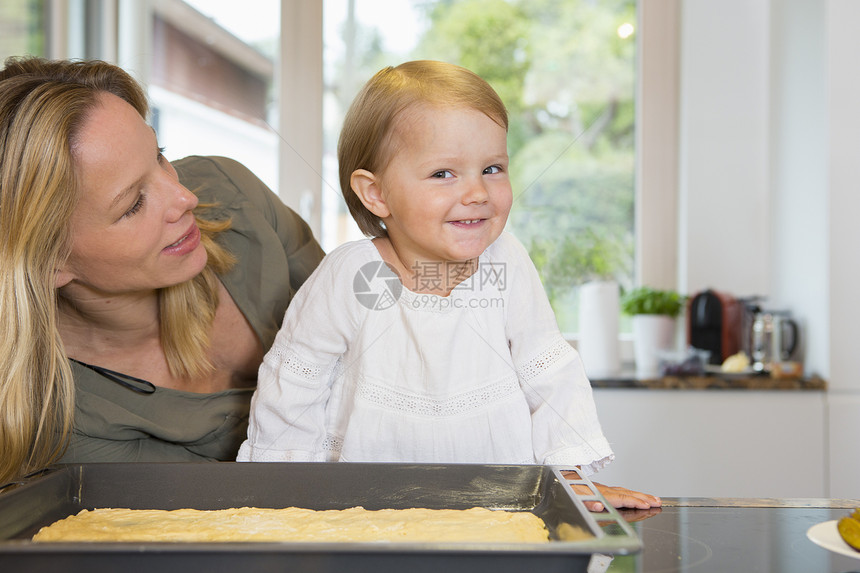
left=632, top=314, right=676, bottom=378
left=578, top=281, right=620, bottom=378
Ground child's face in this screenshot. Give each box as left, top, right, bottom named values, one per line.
left=376, top=104, right=512, bottom=267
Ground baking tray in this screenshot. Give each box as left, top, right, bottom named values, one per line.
left=0, top=462, right=640, bottom=572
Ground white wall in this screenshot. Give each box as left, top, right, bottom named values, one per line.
left=673, top=0, right=858, bottom=498
left=769, top=0, right=828, bottom=378
left=677, top=1, right=829, bottom=378
left=826, top=0, right=860, bottom=498
left=678, top=0, right=771, bottom=299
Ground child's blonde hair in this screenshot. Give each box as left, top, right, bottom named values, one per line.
left=337, top=60, right=508, bottom=237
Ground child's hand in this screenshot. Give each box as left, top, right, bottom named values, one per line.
left=614, top=505, right=663, bottom=523
left=571, top=482, right=662, bottom=512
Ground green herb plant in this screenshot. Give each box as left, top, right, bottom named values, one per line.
left=620, top=287, right=685, bottom=317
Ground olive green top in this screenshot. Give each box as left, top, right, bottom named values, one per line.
left=58, top=156, right=325, bottom=463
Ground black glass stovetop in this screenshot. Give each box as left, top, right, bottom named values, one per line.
left=601, top=500, right=860, bottom=573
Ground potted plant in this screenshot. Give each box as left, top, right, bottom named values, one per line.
left=621, top=287, right=686, bottom=377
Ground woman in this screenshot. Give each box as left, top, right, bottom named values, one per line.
left=0, top=57, right=324, bottom=485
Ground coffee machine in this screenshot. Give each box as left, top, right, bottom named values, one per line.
left=687, top=289, right=741, bottom=365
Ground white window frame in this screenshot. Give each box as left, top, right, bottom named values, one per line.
left=636, top=0, right=680, bottom=292
left=278, top=1, right=323, bottom=233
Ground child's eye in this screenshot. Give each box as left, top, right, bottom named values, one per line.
left=483, top=165, right=503, bottom=175
left=431, top=170, right=454, bottom=179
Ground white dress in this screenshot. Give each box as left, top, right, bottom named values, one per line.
left=237, top=232, right=613, bottom=474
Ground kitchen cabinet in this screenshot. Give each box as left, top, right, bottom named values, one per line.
left=591, top=388, right=827, bottom=498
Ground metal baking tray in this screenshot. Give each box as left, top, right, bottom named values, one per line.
left=0, top=462, right=640, bottom=572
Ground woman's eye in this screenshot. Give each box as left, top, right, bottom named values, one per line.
left=431, top=170, right=453, bottom=179
left=483, top=165, right=503, bottom=175
left=157, top=146, right=167, bottom=164
left=123, top=193, right=146, bottom=218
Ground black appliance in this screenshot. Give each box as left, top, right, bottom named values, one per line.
left=687, top=289, right=741, bottom=365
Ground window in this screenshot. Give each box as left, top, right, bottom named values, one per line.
left=148, top=0, right=281, bottom=194
left=4, top=0, right=679, bottom=339
left=1, top=1, right=282, bottom=194
left=0, top=0, right=45, bottom=60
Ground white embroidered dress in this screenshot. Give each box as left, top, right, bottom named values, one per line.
left=237, top=233, right=613, bottom=474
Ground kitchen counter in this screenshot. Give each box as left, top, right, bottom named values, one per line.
left=591, top=371, right=826, bottom=391
left=599, top=498, right=860, bottom=572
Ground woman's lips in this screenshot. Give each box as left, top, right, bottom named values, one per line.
left=162, top=223, right=201, bottom=255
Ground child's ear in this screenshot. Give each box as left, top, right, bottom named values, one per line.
left=350, top=169, right=390, bottom=218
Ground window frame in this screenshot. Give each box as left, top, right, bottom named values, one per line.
left=636, top=0, right=680, bottom=293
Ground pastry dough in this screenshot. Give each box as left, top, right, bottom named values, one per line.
left=33, top=506, right=552, bottom=543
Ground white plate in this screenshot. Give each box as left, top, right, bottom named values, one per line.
left=807, top=520, right=860, bottom=560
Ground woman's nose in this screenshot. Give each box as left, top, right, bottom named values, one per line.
left=166, top=180, right=198, bottom=222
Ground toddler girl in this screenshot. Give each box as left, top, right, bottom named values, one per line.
left=238, top=60, right=659, bottom=509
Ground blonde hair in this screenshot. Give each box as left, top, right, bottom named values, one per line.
left=0, top=57, right=234, bottom=485
left=337, top=60, right=508, bottom=237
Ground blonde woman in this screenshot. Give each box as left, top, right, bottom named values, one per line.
left=0, top=57, right=324, bottom=485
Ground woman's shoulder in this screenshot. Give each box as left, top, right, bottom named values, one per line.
left=173, top=155, right=270, bottom=209
left=175, top=155, right=319, bottom=256
left=173, top=155, right=245, bottom=186
left=173, top=155, right=250, bottom=182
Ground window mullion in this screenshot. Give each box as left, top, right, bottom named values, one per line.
left=636, top=0, right=681, bottom=292
left=278, top=0, right=323, bottom=238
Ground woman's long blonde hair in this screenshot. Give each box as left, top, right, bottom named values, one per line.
left=0, top=57, right=234, bottom=485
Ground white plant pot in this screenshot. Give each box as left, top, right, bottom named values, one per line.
left=632, top=314, right=676, bottom=378
left=578, top=281, right=620, bottom=378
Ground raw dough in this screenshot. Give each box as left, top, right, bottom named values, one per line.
left=32, top=506, right=551, bottom=543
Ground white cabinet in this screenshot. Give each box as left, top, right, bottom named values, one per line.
left=590, top=389, right=827, bottom=498
left=827, top=392, right=860, bottom=498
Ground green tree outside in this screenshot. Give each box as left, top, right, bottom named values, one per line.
left=413, top=0, right=636, bottom=329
